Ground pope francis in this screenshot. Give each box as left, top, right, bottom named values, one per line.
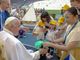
left=0, top=17, right=48, bottom=60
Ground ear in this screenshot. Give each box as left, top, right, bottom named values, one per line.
left=10, top=24, right=14, bottom=28
left=75, top=15, right=78, bottom=18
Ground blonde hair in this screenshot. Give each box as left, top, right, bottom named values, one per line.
left=0, top=0, right=7, bottom=4
left=0, top=41, right=7, bottom=60
left=70, top=0, right=80, bottom=2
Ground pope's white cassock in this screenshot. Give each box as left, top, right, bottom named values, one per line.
left=0, top=28, right=40, bottom=60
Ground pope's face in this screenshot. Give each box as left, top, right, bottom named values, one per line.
left=13, top=20, right=21, bottom=36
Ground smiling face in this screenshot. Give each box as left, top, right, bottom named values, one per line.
left=41, top=17, right=47, bottom=22
left=7, top=19, right=21, bottom=36
left=12, top=20, right=21, bottom=36
left=64, top=11, right=78, bottom=25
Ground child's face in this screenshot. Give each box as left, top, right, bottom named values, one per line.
left=42, top=18, right=47, bottom=22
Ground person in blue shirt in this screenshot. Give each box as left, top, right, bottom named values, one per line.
left=0, top=0, right=10, bottom=31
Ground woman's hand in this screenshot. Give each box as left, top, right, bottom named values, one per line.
left=43, top=42, right=53, bottom=48
left=39, top=48, right=48, bottom=55
left=32, top=32, right=39, bottom=36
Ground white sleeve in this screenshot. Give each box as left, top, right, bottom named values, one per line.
left=5, top=38, right=33, bottom=60
left=5, top=37, right=40, bottom=60
left=16, top=42, right=33, bottom=60
left=16, top=42, right=40, bottom=60
left=30, top=51, right=40, bottom=60
left=5, top=38, right=19, bottom=60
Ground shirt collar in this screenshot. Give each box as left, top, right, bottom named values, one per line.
left=3, top=28, right=14, bottom=35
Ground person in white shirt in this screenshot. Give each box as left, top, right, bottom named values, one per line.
left=46, top=20, right=57, bottom=42
left=0, top=17, right=48, bottom=60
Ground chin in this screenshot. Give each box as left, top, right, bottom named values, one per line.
left=66, top=22, right=70, bottom=25
left=14, top=32, right=18, bottom=36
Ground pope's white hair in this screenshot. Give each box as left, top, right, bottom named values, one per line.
left=5, top=17, right=19, bottom=26
left=0, top=0, right=8, bottom=4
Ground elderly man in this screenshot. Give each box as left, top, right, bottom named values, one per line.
left=0, top=17, right=48, bottom=60
left=0, top=0, right=10, bottom=31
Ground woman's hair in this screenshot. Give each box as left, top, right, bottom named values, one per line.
left=0, top=0, right=5, bottom=4
left=70, top=0, right=80, bottom=2
left=67, top=7, right=78, bottom=16
left=40, top=11, right=51, bottom=23
left=0, top=41, right=6, bottom=60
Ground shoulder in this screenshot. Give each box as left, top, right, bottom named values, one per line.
left=37, top=20, right=45, bottom=26
left=73, top=27, right=80, bottom=33
left=0, top=31, right=7, bottom=37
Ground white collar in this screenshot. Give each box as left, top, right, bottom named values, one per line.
left=3, top=28, right=14, bottom=35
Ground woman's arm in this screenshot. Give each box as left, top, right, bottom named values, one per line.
left=52, top=37, right=64, bottom=43
left=43, top=41, right=78, bottom=51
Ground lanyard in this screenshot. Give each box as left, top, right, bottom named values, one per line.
left=63, top=21, right=78, bottom=44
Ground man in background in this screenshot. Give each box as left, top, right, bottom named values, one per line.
left=0, top=0, right=10, bottom=31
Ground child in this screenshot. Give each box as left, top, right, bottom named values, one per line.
left=46, top=20, right=57, bottom=42
left=46, top=20, right=58, bottom=59
left=32, top=20, right=45, bottom=40
left=33, top=11, right=52, bottom=40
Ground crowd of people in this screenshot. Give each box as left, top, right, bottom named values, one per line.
left=0, top=0, right=80, bottom=60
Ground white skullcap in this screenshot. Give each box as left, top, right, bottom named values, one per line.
left=5, top=17, right=19, bottom=26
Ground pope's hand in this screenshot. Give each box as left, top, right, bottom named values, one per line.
left=39, top=48, right=48, bottom=55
